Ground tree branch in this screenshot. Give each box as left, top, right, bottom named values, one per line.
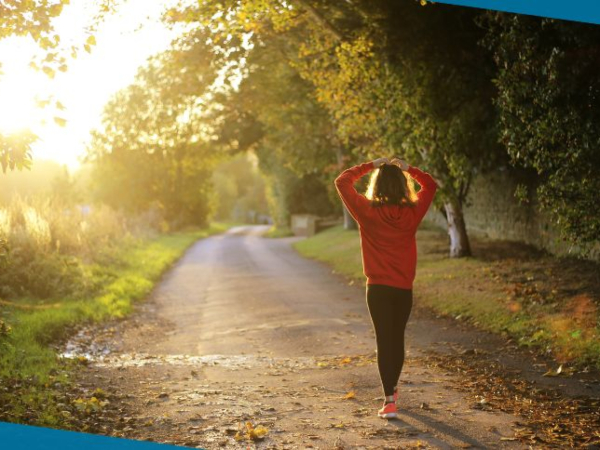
left=292, top=0, right=346, bottom=41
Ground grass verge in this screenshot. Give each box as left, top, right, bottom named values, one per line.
left=294, top=224, right=600, bottom=369
left=263, top=225, right=294, bottom=238
left=0, top=223, right=230, bottom=428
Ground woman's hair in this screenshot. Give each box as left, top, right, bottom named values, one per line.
left=366, top=163, right=418, bottom=207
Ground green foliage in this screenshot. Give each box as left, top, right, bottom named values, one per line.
left=0, top=192, right=164, bottom=301
left=481, top=13, right=600, bottom=250
left=212, top=152, right=269, bottom=223
left=165, top=0, right=502, bottom=253
left=84, top=35, right=220, bottom=230
left=0, top=130, right=36, bottom=174
left=296, top=2, right=502, bottom=208
left=163, top=1, right=599, bottom=251
left=208, top=28, right=341, bottom=226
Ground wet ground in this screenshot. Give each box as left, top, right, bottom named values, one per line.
left=62, top=226, right=599, bottom=449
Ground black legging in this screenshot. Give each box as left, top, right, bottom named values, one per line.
left=366, top=284, right=413, bottom=397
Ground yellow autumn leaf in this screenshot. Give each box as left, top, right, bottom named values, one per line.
left=53, top=116, right=67, bottom=127
left=249, top=424, right=268, bottom=440
left=343, top=390, right=356, bottom=400
left=542, top=364, right=563, bottom=377
left=42, top=66, right=55, bottom=78
left=235, top=422, right=268, bottom=441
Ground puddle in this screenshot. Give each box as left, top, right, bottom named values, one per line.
left=59, top=326, right=370, bottom=371
left=61, top=327, right=113, bottom=360
left=60, top=350, right=319, bottom=370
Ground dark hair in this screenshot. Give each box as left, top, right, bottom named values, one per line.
left=366, top=163, right=417, bottom=207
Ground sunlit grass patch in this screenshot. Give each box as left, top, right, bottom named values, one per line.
left=294, top=226, right=364, bottom=282
left=264, top=225, right=294, bottom=238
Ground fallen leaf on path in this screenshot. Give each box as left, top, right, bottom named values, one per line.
left=234, top=421, right=268, bottom=441
left=542, top=364, right=563, bottom=377
left=343, top=391, right=356, bottom=400
left=542, top=364, right=575, bottom=377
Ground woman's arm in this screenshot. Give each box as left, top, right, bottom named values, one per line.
left=406, top=165, right=438, bottom=223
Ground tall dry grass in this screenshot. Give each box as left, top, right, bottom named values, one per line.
left=0, top=193, right=166, bottom=300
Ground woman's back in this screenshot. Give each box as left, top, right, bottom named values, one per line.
left=334, top=160, right=438, bottom=289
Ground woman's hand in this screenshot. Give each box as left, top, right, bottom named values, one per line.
left=391, top=157, right=409, bottom=171
left=373, top=157, right=390, bottom=168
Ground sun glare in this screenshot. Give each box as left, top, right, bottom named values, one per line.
left=0, top=0, right=178, bottom=170
left=0, top=88, right=44, bottom=136
left=0, top=39, right=47, bottom=135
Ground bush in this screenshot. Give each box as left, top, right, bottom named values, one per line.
left=0, top=194, right=164, bottom=300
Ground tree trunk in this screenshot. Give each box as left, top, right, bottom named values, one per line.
left=333, top=146, right=358, bottom=230
left=444, top=200, right=471, bottom=257
left=342, top=206, right=358, bottom=230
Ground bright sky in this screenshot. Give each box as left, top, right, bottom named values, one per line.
left=0, top=0, right=180, bottom=172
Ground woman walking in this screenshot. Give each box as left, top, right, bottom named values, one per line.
left=334, top=157, right=438, bottom=419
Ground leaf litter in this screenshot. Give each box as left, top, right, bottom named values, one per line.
left=419, top=351, right=600, bottom=447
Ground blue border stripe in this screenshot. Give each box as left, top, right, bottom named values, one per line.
left=0, top=422, right=197, bottom=450
left=433, top=0, right=600, bottom=25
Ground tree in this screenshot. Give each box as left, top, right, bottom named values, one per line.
left=164, top=0, right=365, bottom=230
left=212, top=152, right=269, bottom=223
left=206, top=30, right=342, bottom=228
left=481, top=12, right=600, bottom=251
left=83, top=34, right=220, bottom=229
left=173, top=0, right=503, bottom=256
left=0, top=0, right=117, bottom=173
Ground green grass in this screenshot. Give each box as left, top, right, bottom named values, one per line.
left=294, top=225, right=600, bottom=369
left=263, top=225, right=294, bottom=238
left=294, top=226, right=364, bottom=279
left=0, top=222, right=230, bottom=427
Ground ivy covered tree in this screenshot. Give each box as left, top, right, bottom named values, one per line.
left=482, top=13, right=600, bottom=250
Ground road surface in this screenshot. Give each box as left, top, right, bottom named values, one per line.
left=68, top=225, right=526, bottom=449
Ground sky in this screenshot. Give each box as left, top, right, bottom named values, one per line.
left=0, top=0, right=180, bottom=172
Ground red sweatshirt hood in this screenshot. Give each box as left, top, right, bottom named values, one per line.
left=334, top=162, right=438, bottom=289
left=376, top=204, right=415, bottom=230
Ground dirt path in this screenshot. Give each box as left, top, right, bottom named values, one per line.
left=63, top=226, right=596, bottom=449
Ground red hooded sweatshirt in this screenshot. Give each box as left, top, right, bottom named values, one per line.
left=334, top=162, right=438, bottom=290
